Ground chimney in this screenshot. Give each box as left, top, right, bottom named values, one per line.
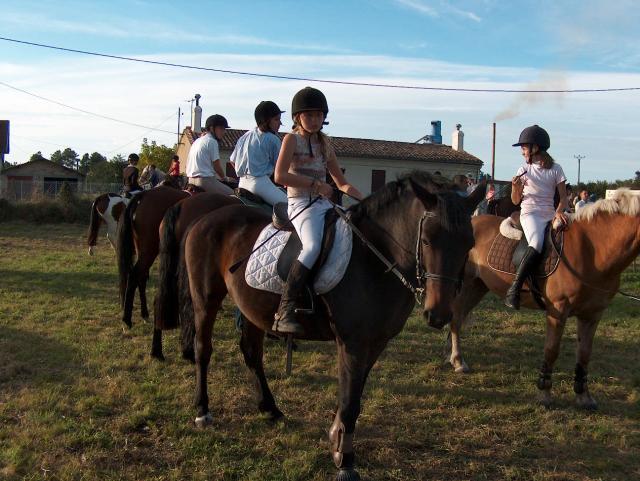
left=425, top=120, right=442, bottom=144
left=192, top=94, right=202, bottom=133
left=452, top=123, right=464, bottom=151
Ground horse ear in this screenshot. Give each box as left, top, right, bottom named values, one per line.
left=465, top=181, right=487, bottom=214
left=409, top=178, right=438, bottom=210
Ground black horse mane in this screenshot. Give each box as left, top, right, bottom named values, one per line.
left=348, top=170, right=468, bottom=232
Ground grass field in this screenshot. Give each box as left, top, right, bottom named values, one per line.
left=0, top=221, right=638, bottom=481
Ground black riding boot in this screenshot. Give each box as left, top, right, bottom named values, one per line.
left=272, top=260, right=311, bottom=335
left=505, top=246, right=540, bottom=310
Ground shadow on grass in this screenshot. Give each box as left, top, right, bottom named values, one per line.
left=0, top=269, right=118, bottom=299
left=0, top=325, right=82, bottom=388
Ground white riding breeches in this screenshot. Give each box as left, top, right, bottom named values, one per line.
left=520, top=212, right=553, bottom=253
left=288, top=196, right=334, bottom=269
left=188, top=176, right=233, bottom=195
left=239, top=174, right=287, bottom=206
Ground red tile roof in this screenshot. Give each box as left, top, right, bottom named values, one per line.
left=182, top=127, right=482, bottom=166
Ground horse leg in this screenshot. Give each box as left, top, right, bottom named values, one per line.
left=138, top=268, right=150, bottom=321
left=150, top=328, right=164, bottom=361
left=239, top=320, right=283, bottom=421
left=574, top=316, right=601, bottom=410
left=537, top=312, right=567, bottom=408
left=448, top=278, right=488, bottom=373
left=329, top=341, right=375, bottom=481
left=122, top=263, right=138, bottom=328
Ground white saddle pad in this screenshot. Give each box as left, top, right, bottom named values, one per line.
left=245, top=217, right=352, bottom=295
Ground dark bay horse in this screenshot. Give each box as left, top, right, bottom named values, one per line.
left=117, top=185, right=189, bottom=327
left=182, top=172, right=485, bottom=481
left=447, top=189, right=640, bottom=409
left=87, top=193, right=128, bottom=255
left=151, top=192, right=241, bottom=360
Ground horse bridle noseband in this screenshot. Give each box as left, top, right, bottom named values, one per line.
left=335, top=208, right=464, bottom=303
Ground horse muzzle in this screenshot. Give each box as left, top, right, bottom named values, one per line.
left=424, top=309, right=452, bottom=330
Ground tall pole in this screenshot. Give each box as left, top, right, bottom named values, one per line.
left=491, top=122, right=496, bottom=181
left=177, top=107, right=181, bottom=146
left=574, top=154, right=585, bottom=185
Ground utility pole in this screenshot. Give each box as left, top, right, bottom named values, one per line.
left=574, top=154, right=585, bottom=185
left=177, top=107, right=181, bottom=145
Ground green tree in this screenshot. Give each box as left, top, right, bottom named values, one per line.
left=29, top=151, right=46, bottom=162
left=139, top=138, right=175, bottom=172
left=79, top=152, right=107, bottom=175
left=85, top=154, right=127, bottom=184
left=50, top=148, right=79, bottom=170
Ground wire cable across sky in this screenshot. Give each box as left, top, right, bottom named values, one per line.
left=1, top=36, right=639, bottom=93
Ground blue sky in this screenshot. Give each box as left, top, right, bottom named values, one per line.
left=1, top=0, right=639, bottom=182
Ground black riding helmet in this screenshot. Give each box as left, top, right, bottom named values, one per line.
left=512, top=125, right=550, bottom=151
left=254, top=101, right=285, bottom=126
left=291, top=87, right=329, bottom=118
left=128, top=153, right=139, bottom=163
left=205, top=114, right=230, bottom=130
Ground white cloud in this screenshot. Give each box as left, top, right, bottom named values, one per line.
left=393, top=0, right=438, bottom=17
left=392, top=0, right=482, bottom=22
left=1, top=52, right=638, bottom=182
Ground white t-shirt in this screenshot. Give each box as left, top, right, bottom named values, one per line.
left=186, top=133, right=220, bottom=178
left=516, top=162, right=566, bottom=218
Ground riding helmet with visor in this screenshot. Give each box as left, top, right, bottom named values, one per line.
left=512, top=124, right=550, bottom=151
left=291, top=87, right=329, bottom=118
left=254, top=101, right=285, bottom=126
left=205, top=114, right=230, bottom=131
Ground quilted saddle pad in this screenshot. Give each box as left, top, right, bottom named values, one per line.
left=487, top=228, right=563, bottom=277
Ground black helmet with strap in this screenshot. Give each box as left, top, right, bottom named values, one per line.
left=128, top=153, right=139, bottom=163
left=205, top=114, right=230, bottom=130
left=291, top=87, right=329, bottom=118
left=254, top=101, right=285, bottom=126
left=512, top=124, right=550, bottom=151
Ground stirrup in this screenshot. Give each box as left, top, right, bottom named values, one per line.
left=294, top=286, right=314, bottom=315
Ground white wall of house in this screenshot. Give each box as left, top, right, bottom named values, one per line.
left=339, top=156, right=481, bottom=197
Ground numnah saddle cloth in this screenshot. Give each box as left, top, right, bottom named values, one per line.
left=487, top=217, right=564, bottom=277
left=245, top=211, right=353, bottom=295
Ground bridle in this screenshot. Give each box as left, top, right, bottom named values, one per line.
left=335, top=207, right=465, bottom=303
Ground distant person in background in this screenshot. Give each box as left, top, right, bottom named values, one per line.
left=575, top=189, right=592, bottom=212
left=168, top=155, right=180, bottom=178
left=186, top=114, right=234, bottom=195
left=452, top=174, right=470, bottom=197
left=148, top=164, right=161, bottom=187
left=122, top=153, right=142, bottom=196
left=231, top=100, right=287, bottom=206
left=466, top=172, right=477, bottom=194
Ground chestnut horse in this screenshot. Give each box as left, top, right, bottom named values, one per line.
left=116, top=185, right=189, bottom=327
left=87, top=193, right=128, bottom=255
left=447, top=189, right=640, bottom=410
left=182, top=172, right=484, bottom=481
left=151, top=192, right=241, bottom=360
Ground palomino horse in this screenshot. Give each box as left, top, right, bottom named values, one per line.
left=87, top=193, right=128, bottom=255
left=117, top=185, right=189, bottom=327
left=151, top=192, right=241, bottom=360
left=447, top=189, right=640, bottom=409
left=182, top=172, right=485, bottom=481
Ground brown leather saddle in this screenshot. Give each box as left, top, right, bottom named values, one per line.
left=487, top=213, right=564, bottom=278
left=234, top=187, right=272, bottom=213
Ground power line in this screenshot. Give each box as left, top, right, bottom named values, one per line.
left=0, top=80, right=176, bottom=134
left=106, top=111, right=177, bottom=154
left=1, top=36, right=639, bottom=94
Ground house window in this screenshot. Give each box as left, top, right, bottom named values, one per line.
left=371, top=169, right=386, bottom=192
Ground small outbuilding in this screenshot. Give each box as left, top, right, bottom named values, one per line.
left=0, top=158, right=85, bottom=200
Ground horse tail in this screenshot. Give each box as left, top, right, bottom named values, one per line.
left=153, top=202, right=182, bottom=330
left=178, top=234, right=196, bottom=363
left=87, top=195, right=104, bottom=249
left=117, top=193, right=142, bottom=307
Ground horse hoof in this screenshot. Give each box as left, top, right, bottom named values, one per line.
left=336, top=468, right=360, bottom=481
left=150, top=351, right=165, bottom=362
left=576, top=395, right=598, bottom=411
left=538, top=391, right=553, bottom=408
left=451, top=359, right=470, bottom=374
left=194, top=413, right=213, bottom=428
left=122, top=318, right=132, bottom=329
left=182, top=349, right=195, bottom=364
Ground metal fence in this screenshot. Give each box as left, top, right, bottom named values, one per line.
left=1, top=180, right=122, bottom=201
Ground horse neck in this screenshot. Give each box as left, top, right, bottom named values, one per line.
left=356, top=197, right=421, bottom=272
left=575, top=214, right=640, bottom=275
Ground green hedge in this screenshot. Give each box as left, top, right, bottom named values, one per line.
left=0, top=194, right=93, bottom=224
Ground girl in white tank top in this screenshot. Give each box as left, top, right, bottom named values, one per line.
left=271, top=87, right=363, bottom=335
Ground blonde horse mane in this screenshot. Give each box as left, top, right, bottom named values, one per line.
left=571, top=188, right=640, bottom=223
